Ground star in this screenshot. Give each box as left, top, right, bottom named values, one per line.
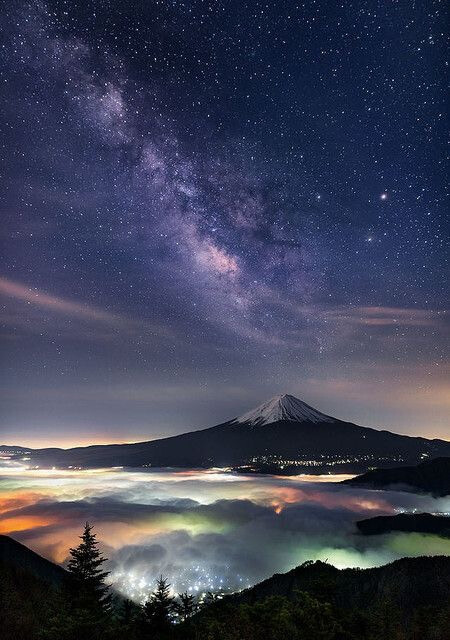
left=1, top=0, right=447, bottom=444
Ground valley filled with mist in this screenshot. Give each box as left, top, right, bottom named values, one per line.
left=2, top=462, right=449, bottom=602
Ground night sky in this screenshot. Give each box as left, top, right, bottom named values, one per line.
left=1, top=1, right=448, bottom=447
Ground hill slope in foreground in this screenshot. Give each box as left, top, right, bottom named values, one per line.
left=0, top=536, right=67, bottom=640
left=0, top=534, right=66, bottom=587
left=229, top=556, right=450, bottom=616
left=1, top=534, right=450, bottom=640
left=3, top=394, right=450, bottom=473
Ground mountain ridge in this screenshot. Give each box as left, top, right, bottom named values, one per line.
left=0, top=535, right=66, bottom=587
left=356, top=513, right=450, bottom=537
left=3, top=394, right=450, bottom=472
left=225, top=555, right=450, bottom=618
left=342, top=456, right=450, bottom=496
left=2, top=535, right=450, bottom=640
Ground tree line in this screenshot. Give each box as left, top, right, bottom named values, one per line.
left=1, top=523, right=449, bottom=640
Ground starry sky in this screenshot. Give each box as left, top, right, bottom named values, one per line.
left=1, top=0, right=448, bottom=447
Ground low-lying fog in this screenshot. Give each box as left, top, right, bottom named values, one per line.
left=1, top=464, right=449, bottom=602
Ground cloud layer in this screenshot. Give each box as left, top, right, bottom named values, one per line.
left=2, top=466, right=449, bottom=601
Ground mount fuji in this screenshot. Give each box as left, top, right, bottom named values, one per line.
left=4, top=394, right=450, bottom=472
left=231, top=394, right=336, bottom=426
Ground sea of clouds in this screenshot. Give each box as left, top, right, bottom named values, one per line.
left=2, top=466, right=449, bottom=601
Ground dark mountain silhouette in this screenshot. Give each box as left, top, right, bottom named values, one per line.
left=229, top=556, right=450, bottom=617
left=0, top=445, right=31, bottom=453
left=0, top=534, right=66, bottom=587
left=5, top=395, right=450, bottom=472
left=1, top=535, right=449, bottom=640
left=0, top=536, right=68, bottom=640
left=356, top=513, right=450, bottom=537
left=342, top=456, right=450, bottom=495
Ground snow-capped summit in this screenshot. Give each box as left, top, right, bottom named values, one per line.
left=232, top=393, right=336, bottom=426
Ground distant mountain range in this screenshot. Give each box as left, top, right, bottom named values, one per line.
left=342, top=457, right=450, bottom=495
left=3, top=394, right=450, bottom=473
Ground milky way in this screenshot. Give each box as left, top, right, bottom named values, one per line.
left=0, top=1, right=448, bottom=445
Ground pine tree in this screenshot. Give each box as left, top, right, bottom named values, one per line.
left=116, top=598, right=143, bottom=639
left=41, top=523, right=112, bottom=640
left=143, top=576, right=174, bottom=636
left=176, top=592, right=197, bottom=622
left=67, top=522, right=111, bottom=614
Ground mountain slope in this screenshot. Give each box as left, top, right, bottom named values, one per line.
left=2, top=536, right=449, bottom=640
left=229, top=556, right=450, bottom=615
left=0, top=535, right=67, bottom=587
left=6, top=394, right=450, bottom=472
left=342, top=457, right=450, bottom=495
left=231, top=393, right=335, bottom=425
left=197, top=556, right=450, bottom=640
left=356, top=513, right=450, bottom=536
left=0, top=536, right=67, bottom=640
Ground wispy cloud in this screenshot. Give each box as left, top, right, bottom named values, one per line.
left=0, top=277, right=118, bottom=322
left=331, top=305, right=447, bottom=328
left=0, top=276, right=171, bottom=338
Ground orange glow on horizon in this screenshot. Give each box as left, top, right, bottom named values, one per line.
left=0, top=435, right=155, bottom=450
left=0, top=515, right=56, bottom=535
left=0, top=492, right=45, bottom=514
